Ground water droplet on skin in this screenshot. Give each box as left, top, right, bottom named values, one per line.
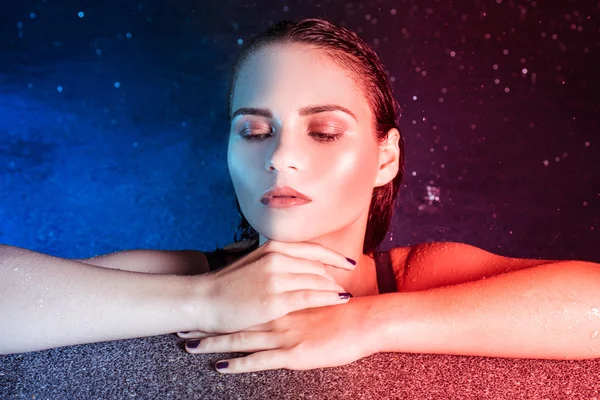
left=591, top=330, right=599, bottom=339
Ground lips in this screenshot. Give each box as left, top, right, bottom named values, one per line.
left=261, top=186, right=312, bottom=202
left=261, top=197, right=311, bottom=207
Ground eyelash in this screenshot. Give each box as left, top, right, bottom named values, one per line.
left=240, top=131, right=342, bottom=143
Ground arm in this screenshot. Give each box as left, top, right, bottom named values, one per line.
left=398, top=241, right=558, bottom=292
left=0, top=244, right=210, bottom=355
left=72, top=249, right=210, bottom=275
left=368, top=260, right=600, bottom=360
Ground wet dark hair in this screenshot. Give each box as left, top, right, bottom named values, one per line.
left=227, top=17, right=405, bottom=256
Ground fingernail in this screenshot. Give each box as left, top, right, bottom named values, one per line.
left=186, top=339, right=200, bottom=348
left=338, top=292, right=353, bottom=299
left=216, top=361, right=229, bottom=370
left=346, top=257, right=356, bottom=266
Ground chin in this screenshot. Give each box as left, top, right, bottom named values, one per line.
left=255, top=228, right=313, bottom=244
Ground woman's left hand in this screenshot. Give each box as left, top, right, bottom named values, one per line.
left=177, top=296, right=379, bottom=374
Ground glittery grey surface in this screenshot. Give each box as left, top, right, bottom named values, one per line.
left=3, top=333, right=600, bottom=399
left=1, top=0, right=599, bottom=398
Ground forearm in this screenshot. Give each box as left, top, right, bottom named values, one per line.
left=0, top=245, right=203, bottom=355
left=369, top=260, right=600, bottom=360
left=73, top=249, right=210, bottom=275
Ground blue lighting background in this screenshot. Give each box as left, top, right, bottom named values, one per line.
left=1, top=0, right=598, bottom=262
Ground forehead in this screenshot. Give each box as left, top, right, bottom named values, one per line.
left=231, top=43, right=372, bottom=123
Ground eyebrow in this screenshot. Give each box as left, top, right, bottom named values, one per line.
left=231, top=104, right=358, bottom=123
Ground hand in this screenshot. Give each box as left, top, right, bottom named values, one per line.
left=178, top=296, right=378, bottom=374
left=191, top=240, right=356, bottom=334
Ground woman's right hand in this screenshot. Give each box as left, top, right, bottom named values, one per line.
left=191, top=240, right=356, bottom=334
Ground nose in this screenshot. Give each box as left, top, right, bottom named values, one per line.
left=265, top=130, right=306, bottom=172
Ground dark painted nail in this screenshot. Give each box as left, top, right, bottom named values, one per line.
left=186, top=339, right=200, bottom=348
left=346, top=257, right=356, bottom=266
left=216, top=361, right=229, bottom=370
left=338, top=292, right=353, bottom=299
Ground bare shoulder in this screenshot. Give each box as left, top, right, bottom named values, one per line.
left=392, top=241, right=558, bottom=292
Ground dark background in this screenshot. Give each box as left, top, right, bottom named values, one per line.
left=2, top=1, right=600, bottom=399
left=1, top=0, right=598, bottom=262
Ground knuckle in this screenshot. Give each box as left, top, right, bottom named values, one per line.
left=254, top=349, right=272, bottom=366
left=234, top=331, right=250, bottom=343
left=263, top=294, right=280, bottom=316
left=298, top=290, right=312, bottom=304
left=263, top=252, right=283, bottom=271
left=264, top=275, right=282, bottom=292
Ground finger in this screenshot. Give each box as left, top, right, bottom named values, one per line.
left=177, top=331, right=216, bottom=339
left=274, top=273, right=346, bottom=294
left=185, top=331, right=280, bottom=354
left=266, top=254, right=350, bottom=287
left=212, top=349, right=290, bottom=374
left=281, top=289, right=351, bottom=313
left=177, top=324, right=268, bottom=339
left=265, top=241, right=357, bottom=271
left=212, top=350, right=287, bottom=374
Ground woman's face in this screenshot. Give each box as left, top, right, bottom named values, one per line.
left=228, top=43, right=382, bottom=244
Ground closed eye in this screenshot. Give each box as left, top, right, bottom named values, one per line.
left=239, top=131, right=342, bottom=143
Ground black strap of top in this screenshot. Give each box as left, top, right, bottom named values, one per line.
left=374, top=250, right=397, bottom=294
left=204, top=249, right=228, bottom=272
left=204, top=247, right=254, bottom=272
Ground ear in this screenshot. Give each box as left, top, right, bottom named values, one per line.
left=374, top=127, right=401, bottom=187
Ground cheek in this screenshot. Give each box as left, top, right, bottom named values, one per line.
left=227, top=145, right=255, bottom=190
left=323, top=150, right=376, bottom=196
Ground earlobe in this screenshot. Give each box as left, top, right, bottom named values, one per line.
left=374, top=165, right=398, bottom=188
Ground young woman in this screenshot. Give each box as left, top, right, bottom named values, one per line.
left=2, top=18, right=598, bottom=372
